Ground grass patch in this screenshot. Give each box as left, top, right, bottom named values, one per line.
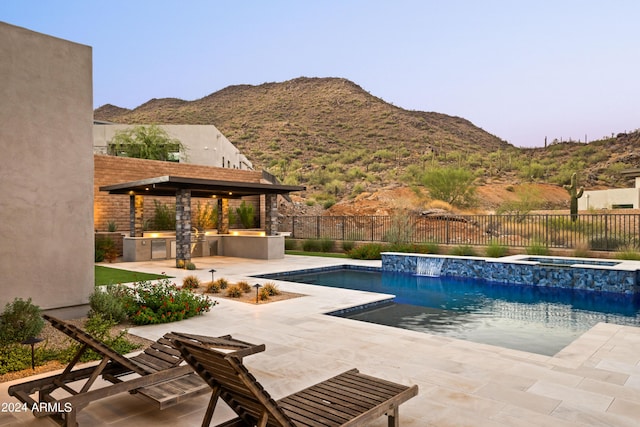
left=95, top=265, right=170, bottom=286
left=285, top=250, right=349, bottom=258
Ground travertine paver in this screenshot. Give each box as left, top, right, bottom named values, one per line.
left=1, top=255, right=639, bottom=426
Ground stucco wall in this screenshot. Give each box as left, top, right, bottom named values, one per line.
left=0, top=23, right=94, bottom=310
left=579, top=188, right=640, bottom=210
left=93, top=124, right=253, bottom=170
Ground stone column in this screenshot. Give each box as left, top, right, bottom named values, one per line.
left=217, top=198, right=229, bottom=234
left=129, top=195, right=144, bottom=237
left=175, top=189, right=192, bottom=267
left=265, top=193, right=278, bottom=236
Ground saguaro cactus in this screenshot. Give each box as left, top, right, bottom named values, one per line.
left=563, top=172, right=584, bottom=221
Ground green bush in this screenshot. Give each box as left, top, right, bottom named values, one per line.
left=319, top=238, right=334, bottom=252
left=348, top=243, right=389, bottom=260
left=88, top=285, right=128, bottom=323
left=0, top=344, right=34, bottom=374
left=485, top=241, right=508, bottom=258
left=526, top=242, right=550, bottom=255
left=450, top=245, right=476, bottom=256
left=185, top=261, right=197, bottom=270
left=59, top=314, right=139, bottom=363
left=284, top=239, right=298, bottom=250
left=124, top=279, right=215, bottom=325
left=342, top=240, right=355, bottom=253
left=0, top=298, right=44, bottom=345
left=302, top=239, right=323, bottom=252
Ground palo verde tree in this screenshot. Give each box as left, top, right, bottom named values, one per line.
left=421, top=166, right=477, bottom=207
left=108, top=124, right=186, bottom=161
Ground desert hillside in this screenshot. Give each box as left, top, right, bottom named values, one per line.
left=95, top=77, right=639, bottom=213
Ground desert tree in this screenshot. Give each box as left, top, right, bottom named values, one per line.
left=108, top=124, right=186, bottom=162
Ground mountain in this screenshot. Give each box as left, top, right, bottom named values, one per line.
left=95, top=77, right=639, bottom=210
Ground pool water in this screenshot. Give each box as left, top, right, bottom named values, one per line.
left=260, top=268, right=640, bottom=355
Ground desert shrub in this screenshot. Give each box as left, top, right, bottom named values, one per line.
left=302, top=239, right=323, bottom=252
left=589, top=236, right=624, bottom=251
left=526, top=241, right=550, bottom=255
left=194, top=201, right=217, bottom=230
left=342, top=240, right=355, bottom=253
left=152, top=200, right=176, bottom=230
left=485, top=241, right=508, bottom=258
left=262, top=282, right=280, bottom=296
left=88, top=285, right=128, bottom=323
left=185, top=261, right=197, bottom=270
left=214, top=278, right=229, bottom=290
left=206, top=281, right=220, bottom=293
left=348, top=243, right=389, bottom=260
left=258, top=288, right=271, bottom=301
left=450, top=245, right=476, bottom=256
left=236, top=201, right=255, bottom=228
left=284, top=239, right=298, bottom=250
left=125, top=279, right=215, bottom=325
left=182, top=275, right=201, bottom=290
left=572, top=242, right=591, bottom=258
left=421, top=242, right=440, bottom=254
left=614, top=246, right=640, bottom=260
left=0, top=298, right=45, bottom=345
left=226, top=285, right=243, bottom=298
left=59, top=314, right=139, bottom=363
left=236, top=281, right=252, bottom=293
left=319, top=238, right=334, bottom=252
left=95, top=236, right=117, bottom=262
left=0, top=344, right=35, bottom=374
left=384, top=212, right=414, bottom=245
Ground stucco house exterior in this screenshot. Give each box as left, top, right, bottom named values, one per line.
left=579, top=174, right=640, bottom=210
left=0, top=22, right=94, bottom=311
left=93, top=123, right=253, bottom=170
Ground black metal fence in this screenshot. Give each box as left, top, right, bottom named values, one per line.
left=280, top=214, right=640, bottom=251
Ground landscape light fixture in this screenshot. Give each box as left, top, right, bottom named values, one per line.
left=209, top=268, right=216, bottom=282
left=253, top=283, right=263, bottom=304
left=21, top=337, right=44, bottom=370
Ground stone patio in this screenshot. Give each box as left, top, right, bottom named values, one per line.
left=1, top=255, right=639, bottom=426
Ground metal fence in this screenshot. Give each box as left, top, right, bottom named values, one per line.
left=280, top=214, right=640, bottom=251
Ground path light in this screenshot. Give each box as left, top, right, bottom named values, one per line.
left=21, top=337, right=44, bottom=370
left=253, top=283, right=262, bottom=304
left=209, top=269, right=216, bottom=282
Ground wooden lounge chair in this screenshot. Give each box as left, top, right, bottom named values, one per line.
left=171, top=335, right=419, bottom=427
left=8, top=315, right=264, bottom=427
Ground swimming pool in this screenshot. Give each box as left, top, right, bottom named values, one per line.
left=257, top=266, right=640, bottom=355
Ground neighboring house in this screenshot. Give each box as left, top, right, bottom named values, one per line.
left=93, top=123, right=253, bottom=170
left=0, top=22, right=94, bottom=312
left=579, top=173, right=640, bottom=210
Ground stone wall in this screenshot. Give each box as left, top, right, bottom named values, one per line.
left=382, top=253, right=640, bottom=295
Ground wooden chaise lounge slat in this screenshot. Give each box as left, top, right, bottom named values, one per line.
left=8, top=315, right=264, bottom=426
left=170, top=335, right=419, bottom=427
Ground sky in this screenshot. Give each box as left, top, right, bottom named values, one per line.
left=3, top=0, right=639, bottom=147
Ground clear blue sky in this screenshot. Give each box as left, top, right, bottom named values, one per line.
left=3, top=0, right=639, bottom=147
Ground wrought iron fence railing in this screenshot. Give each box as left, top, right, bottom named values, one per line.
left=280, top=214, right=640, bottom=251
